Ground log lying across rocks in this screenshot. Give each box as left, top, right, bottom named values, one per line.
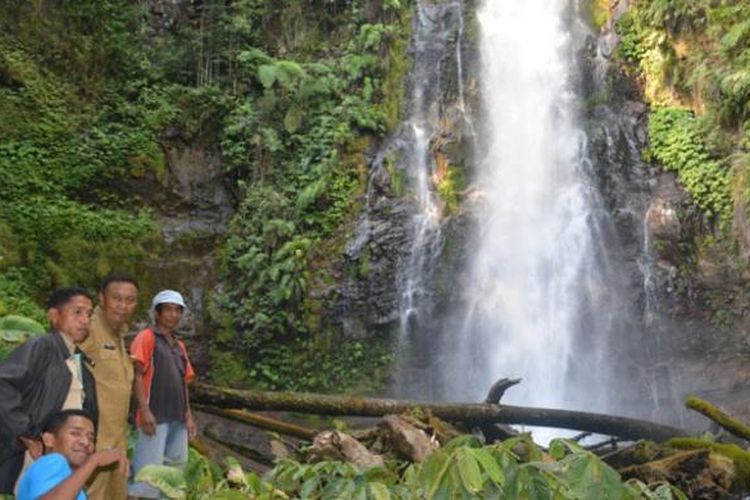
left=191, top=382, right=689, bottom=442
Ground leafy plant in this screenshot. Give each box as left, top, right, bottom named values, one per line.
left=0, top=314, right=45, bottom=361
left=139, top=436, right=687, bottom=500
left=648, top=106, right=731, bottom=220
left=134, top=449, right=286, bottom=499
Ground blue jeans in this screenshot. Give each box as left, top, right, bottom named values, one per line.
left=128, top=421, right=188, bottom=498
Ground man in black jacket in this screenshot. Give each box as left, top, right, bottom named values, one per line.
left=0, top=288, right=99, bottom=494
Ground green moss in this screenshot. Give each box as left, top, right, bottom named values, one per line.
left=437, top=161, right=466, bottom=216
left=685, top=396, right=750, bottom=441
left=384, top=153, right=406, bottom=196
left=667, top=437, right=750, bottom=490
left=208, top=348, right=254, bottom=389
left=380, top=11, right=412, bottom=131
left=357, top=246, right=371, bottom=279
left=588, top=0, right=611, bottom=30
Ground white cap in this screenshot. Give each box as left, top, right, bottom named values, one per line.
left=149, top=289, right=188, bottom=321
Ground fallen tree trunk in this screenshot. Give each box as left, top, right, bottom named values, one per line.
left=685, top=396, right=750, bottom=443
left=195, top=404, right=317, bottom=440
left=191, top=382, right=688, bottom=442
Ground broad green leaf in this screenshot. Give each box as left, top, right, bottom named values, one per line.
left=469, top=448, right=504, bottom=486
left=368, top=482, right=392, bottom=500
left=560, top=452, right=627, bottom=500
left=419, top=451, right=447, bottom=489
left=299, top=476, right=319, bottom=499
left=456, top=449, right=483, bottom=493
left=0, top=330, right=30, bottom=342
left=0, top=315, right=45, bottom=334
left=134, top=465, right=186, bottom=499
left=284, top=105, right=304, bottom=134
left=257, top=64, right=278, bottom=89
left=443, top=434, right=482, bottom=451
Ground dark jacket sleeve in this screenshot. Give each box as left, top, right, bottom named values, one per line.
left=0, top=338, right=45, bottom=442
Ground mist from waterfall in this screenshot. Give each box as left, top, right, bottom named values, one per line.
left=436, top=0, right=622, bottom=417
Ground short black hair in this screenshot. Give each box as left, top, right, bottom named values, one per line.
left=42, top=409, right=96, bottom=435
left=100, top=272, right=139, bottom=294
left=47, top=288, right=94, bottom=310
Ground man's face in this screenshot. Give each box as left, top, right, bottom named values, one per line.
left=99, top=281, right=138, bottom=331
left=155, top=303, right=183, bottom=331
left=48, top=295, right=94, bottom=343
left=42, top=416, right=95, bottom=468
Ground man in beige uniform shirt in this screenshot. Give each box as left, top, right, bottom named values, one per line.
left=78, top=273, right=139, bottom=500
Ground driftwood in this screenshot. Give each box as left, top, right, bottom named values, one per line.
left=190, top=435, right=270, bottom=473
left=203, top=423, right=277, bottom=466
left=484, top=377, right=522, bottom=404
left=195, top=404, right=316, bottom=440
left=191, top=382, right=689, bottom=442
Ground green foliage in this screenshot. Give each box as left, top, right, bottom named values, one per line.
left=1, top=0, right=413, bottom=392
left=271, top=459, right=410, bottom=499
left=136, top=449, right=285, bottom=499
left=210, top=334, right=394, bottom=393
left=588, top=0, right=612, bottom=30
left=0, top=1, right=165, bottom=315
left=0, top=314, right=45, bottom=362
left=214, top=1, right=412, bottom=393
left=0, top=269, right=46, bottom=321
left=140, top=436, right=688, bottom=500
left=648, top=107, right=732, bottom=220
left=616, top=1, right=750, bottom=232
left=437, top=162, right=466, bottom=216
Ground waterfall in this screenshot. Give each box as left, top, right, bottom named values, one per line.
left=394, top=0, right=466, bottom=394
left=435, top=0, right=621, bottom=420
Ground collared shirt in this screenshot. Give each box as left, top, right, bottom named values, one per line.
left=59, top=332, right=84, bottom=411
left=78, top=307, right=134, bottom=450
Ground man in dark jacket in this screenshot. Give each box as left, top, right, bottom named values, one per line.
left=0, top=288, right=98, bottom=494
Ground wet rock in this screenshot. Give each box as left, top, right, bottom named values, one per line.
left=310, top=430, right=385, bottom=468
left=378, top=414, right=437, bottom=462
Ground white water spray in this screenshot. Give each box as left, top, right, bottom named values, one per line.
left=439, top=1, right=615, bottom=420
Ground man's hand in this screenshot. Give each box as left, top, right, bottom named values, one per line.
left=186, top=412, right=197, bottom=440
left=89, top=448, right=129, bottom=477
left=18, top=436, right=43, bottom=459
left=140, top=407, right=157, bottom=436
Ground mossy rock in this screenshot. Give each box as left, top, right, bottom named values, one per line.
left=668, top=437, right=750, bottom=492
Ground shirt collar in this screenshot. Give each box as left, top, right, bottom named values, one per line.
left=57, top=330, right=76, bottom=356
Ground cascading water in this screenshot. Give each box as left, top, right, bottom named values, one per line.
left=432, top=0, right=625, bottom=421
left=393, top=0, right=467, bottom=395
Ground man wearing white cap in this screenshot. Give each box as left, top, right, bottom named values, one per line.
left=128, top=290, right=196, bottom=499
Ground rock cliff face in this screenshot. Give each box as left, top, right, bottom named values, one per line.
left=128, top=133, right=234, bottom=352
left=336, top=0, right=477, bottom=343
left=571, top=9, right=750, bottom=428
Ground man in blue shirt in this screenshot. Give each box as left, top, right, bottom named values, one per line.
left=17, top=409, right=127, bottom=500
